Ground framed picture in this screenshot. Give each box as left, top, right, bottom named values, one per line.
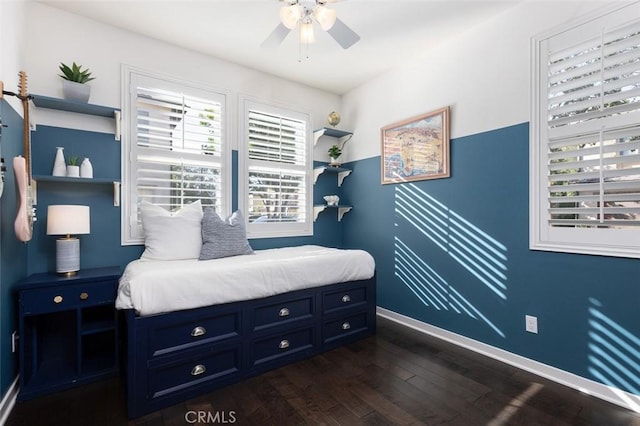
left=381, top=106, right=450, bottom=184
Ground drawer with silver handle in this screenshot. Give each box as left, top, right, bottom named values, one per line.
left=322, top=311, right=369, bottom=344
left=322, top=285, right=368, bottom=314
left=148, top=345, right=241, bottom=399
left=149, top=308, right=241, bottom=358
left=251, top=326, right=314, bottom=366
left=252, top=296, right=314, bottom=331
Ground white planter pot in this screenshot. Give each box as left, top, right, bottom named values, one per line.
left=66, top=165, right=80, bottom=177
left=62, top=80, right=91, bottom=103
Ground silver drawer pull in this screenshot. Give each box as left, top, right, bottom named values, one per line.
left=191, top=364, right=206, bottom=376
left=279, top=308, right=290, bottom=317
left=342, top=322, right=351, bottom=330
left=342, top=295, right=351, bottom=303
left=279, top=339, right=290, bottom=350
left=191, top=326, right=207, bottom=337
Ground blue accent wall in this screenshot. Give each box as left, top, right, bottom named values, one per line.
left=0, top=100, right=29, bottom=395
left=342, top=122, right=640, bottom=396
left=27, top=126, right=142, bottom=273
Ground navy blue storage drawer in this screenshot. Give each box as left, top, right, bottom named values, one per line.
left=323, top=311, right=370, bottom=344
left=21, top=280, right=115, bottom=315
left=148, top=310, right=241, bottom=357
left=148, top=345, right=241, bottom=399
left=251, top=326, right=314, bottom=366
left=252, top=296, right=314, bottom=331
left=322, top=285, right=368, bottom=314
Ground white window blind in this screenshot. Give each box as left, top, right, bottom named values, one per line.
left=240, top=98, right=312, bottom=238
left=122, top=68, right=229, bottom=244
left=531, top=3, right=640, bottom=258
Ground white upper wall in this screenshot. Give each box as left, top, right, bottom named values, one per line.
left=340, top=1, right=611, bottom=162
left=1, top=0, right=27, bottom=114
left=24, top=2, right=341, bottom=155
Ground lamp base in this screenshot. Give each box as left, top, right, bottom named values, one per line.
left=56, top=237, right=80, bottom=275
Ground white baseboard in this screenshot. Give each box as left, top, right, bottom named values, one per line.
left=377, top=307, right=640, bottom=414
left=0, top=376, right=18, bottom=426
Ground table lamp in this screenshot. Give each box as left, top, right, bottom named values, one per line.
left=46, top=205, right=90, bottom=275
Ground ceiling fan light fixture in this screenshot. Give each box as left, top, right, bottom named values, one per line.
left=313, top=5, right=336, bottom=31
left=299, top=21, right=316, bottom=44
left=280, top=4, right=302, bottom=30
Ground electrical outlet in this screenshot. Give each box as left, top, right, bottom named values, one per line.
left=525, top=315, right=538, bottom=334
left=11, top=331, right=18, bottom=353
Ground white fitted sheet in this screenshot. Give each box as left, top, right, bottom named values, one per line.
left=116, top=245, right=375, bottom=316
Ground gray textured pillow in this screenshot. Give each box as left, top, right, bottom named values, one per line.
left=199, top=209, right=253, bottom=260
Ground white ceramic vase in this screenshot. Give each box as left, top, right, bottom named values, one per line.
left=52, top=147, right=67, bottom=176
left=80, top=158, right=93, bottom=178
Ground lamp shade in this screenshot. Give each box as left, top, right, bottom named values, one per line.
left=280, top=4, right=302, bottom=30
left=299, top=22, right=316, bottom=44
left=47, top=205, right=90, bottom=235
left=314, top=5, right=337, bottom=31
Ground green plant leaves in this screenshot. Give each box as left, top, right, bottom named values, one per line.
left=58, top=62, right=95, bottom=84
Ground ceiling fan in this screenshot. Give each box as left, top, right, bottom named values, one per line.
left=262, top=0, right=360, bottom=49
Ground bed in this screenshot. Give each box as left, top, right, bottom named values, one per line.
left=117, top=245, right=376, bottom=419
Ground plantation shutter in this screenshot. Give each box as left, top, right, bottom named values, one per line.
left=246, top=109, right=308, bottom=224
left=545, top=17, right=640, bottom=229
left=124, top=70, right=228, bottom=242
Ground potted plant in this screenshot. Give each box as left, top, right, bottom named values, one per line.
left=59, top=62, right=95, bottom=103
left=66, top=155, right=80, bottom=177
left=328, top=144, right=342, bottom=166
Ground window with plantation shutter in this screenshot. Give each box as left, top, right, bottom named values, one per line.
left=531, top=3, right=640, bottom=258
left=121, top=67, right=230, bottom=244
left=239, top=97, right=312, bottom=238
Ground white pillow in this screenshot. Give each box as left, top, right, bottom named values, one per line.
left=140, top=200, right=203, bottom=261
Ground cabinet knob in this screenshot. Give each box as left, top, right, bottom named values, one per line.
left=279, top=308, right=290, bottom=317
left=53, top=295, right=63, bottom=304
left=279, top=340, right=290, bottom=350
left=342, top=295, right=351, bottom=303
left=342, top=322, right=351, bottom=330
left=191, top=364, right=206, bottom=376
left=79, top=292, right=89, bottom=300
left=191, top=326, right=207, bottom=337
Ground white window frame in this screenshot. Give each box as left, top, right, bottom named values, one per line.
left=238, top=95, right=313, bottom=239
left=121, top=65, right=231, bottom=245
left=530, top=2, right=640, bottom=258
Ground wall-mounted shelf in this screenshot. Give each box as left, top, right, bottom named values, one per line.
left=32, top=95, right=119, bottom=117
left=33, top=175, right=122, bottom=207
left=313, top=165, right=352, bottom=187
left=31, top=94, right=121, bottom=141
left=313, top=128, right=355, bottom=223
left=34, top=175, right=119, bottom=185
left=30, top=95, right=122, bottom=207
left=313, top=127, right=353, bottom=146
left=314, top=204, right=352, bottom=222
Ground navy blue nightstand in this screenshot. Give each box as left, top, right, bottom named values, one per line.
left=16, top=267, right=121, bottom=400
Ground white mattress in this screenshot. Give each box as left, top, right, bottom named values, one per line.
left=116, top=245, right=375, bottom=316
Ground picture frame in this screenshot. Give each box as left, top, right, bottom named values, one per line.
left=381, top=106, right=450, bottom=184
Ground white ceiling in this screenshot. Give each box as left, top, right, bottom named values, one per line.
left=37, top=0, right=520, bottom=95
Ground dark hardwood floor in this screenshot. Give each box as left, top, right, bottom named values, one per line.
left=7, top=316, right=640, bottom=425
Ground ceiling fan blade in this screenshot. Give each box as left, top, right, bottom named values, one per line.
left=326, top=17, right=360, bottom=49
left=261, top=23, right=291, bottom=48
